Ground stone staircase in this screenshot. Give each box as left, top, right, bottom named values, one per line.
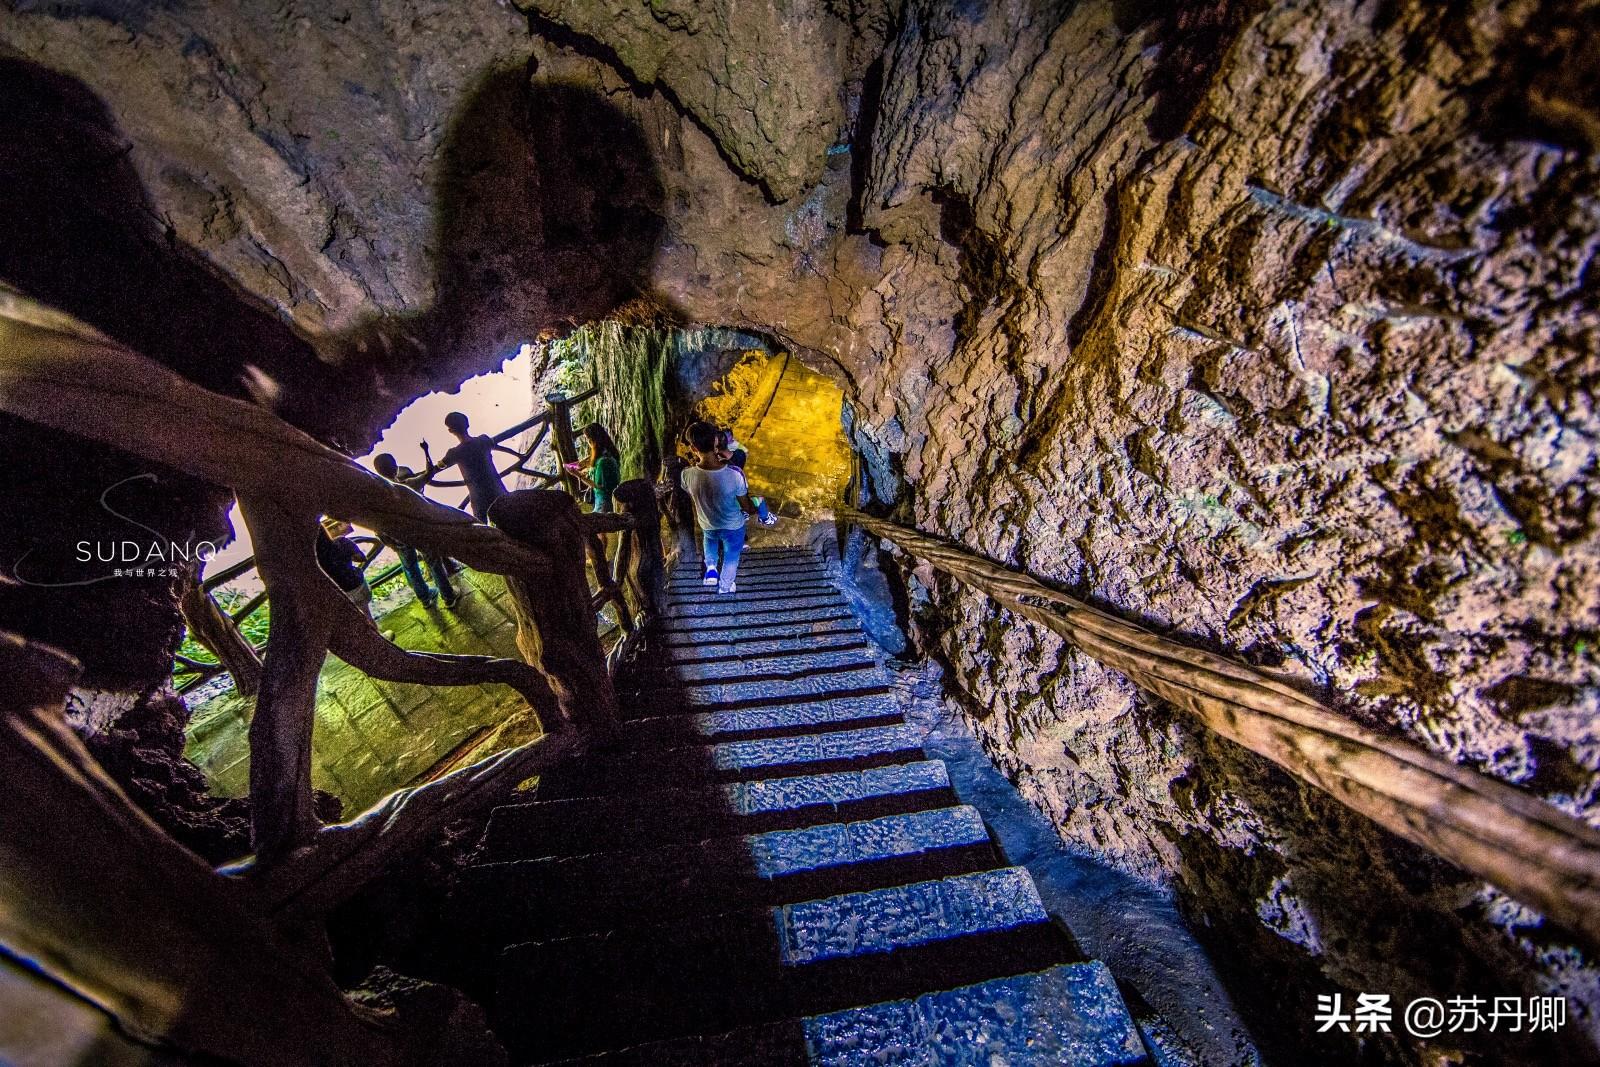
left=444, top=547, right=1151, bottom=1065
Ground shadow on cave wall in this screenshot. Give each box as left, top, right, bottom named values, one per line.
left=0, top=54, right=664, bottom=693
left=345, top=62, right=666, bottom=400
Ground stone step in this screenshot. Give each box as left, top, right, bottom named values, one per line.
left=480, top=761, right=957, bottom=862
left=622, top=693, right=902, bottom=745
left=669, top=560, right=827, bottom=577
left=667, top=569, right=829, bottom=587
left=667, top=631, right=868, bottom=662
left=494, top=868, right=1072, bottom=1062
left=665, top=566, right=832, bottom=585
left=660, top=616, right=861, bottom=648
left=659, top=602, right=855, bottom=631
left=624, top=666, right=893, bottom=714
left=667, top=575, right=835, bottom=593
left=557, top=963, right=1149, bottom=1066
left=455, top=807, right=997, bottom=942
left=533, top=724, right=928, bottom=800
left=804, top=962, right=1149, bottom=1066
left=666, top=580, right=834, bottom=599
left=667, top=645, right=877, bottom=681
left=665, top=593, right=849, bottom=619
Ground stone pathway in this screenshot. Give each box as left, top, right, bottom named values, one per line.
left=183, top=570, right=536, bottom=815
left=441, top=547, right=1152, bottom=1065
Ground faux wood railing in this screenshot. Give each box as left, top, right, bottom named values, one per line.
left=841, top=507, right=1600, bottom=948
left=0, top=285, right=663, bottom=892
left=170, top=382, right=597, bottom=694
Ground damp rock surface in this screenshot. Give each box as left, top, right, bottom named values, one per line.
left=3, top=2, right=1598, bottom=1063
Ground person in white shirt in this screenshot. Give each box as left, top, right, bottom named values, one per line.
left=681, top=421, right=762, bottom=593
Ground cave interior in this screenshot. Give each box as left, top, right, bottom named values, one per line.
left=1, top=1, right=1598, bottom=1065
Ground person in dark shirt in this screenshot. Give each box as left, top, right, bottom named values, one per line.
left=371, top=452, right=460, bottom=609
left=315, top=518, right=373, bottom=618
left=422, top=411, right=516, bottom=521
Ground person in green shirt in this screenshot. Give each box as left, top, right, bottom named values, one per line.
left=569, top=423, right=622, bottom=512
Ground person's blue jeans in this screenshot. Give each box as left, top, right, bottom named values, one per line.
left=398, top=544, right=457, bottom=605
left=702, top=525, right=746, bottom=589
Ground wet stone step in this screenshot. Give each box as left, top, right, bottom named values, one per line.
left=622, top=693, right=902, bottom=745
left=665, top=593, right=850, bottom=619
left=494, top=868, right=1071, bottom=1063
left=801, top=962, right=1149, bottom=1067
left=660, top=609, right=859, bottom=639
left=567, top=963, right=1148, bottom=1067
left=659, top=617, right=864, bottom=652
left=775, top=866, right=1047, bottom=966
left=455, top=807, right=997, bottom=941
left=659, top=614, right=860, bottom=646
left=671, top=558, right=827, bottom=574
left=668, top=573, right=834, bottom=589
left=532, top=724, right=928, bottom=800
left=666, top=645, right=876, bottom=681
left=626, top=667, right=893, bottom=714
left=660, top=603, right=855, bottom=630
left=668, top=631, right=868, bottom=662
left=479, top=761, right=957, bottom=862
left=666, top=580, right=834, bottom=599
left=664, top=589, right=840, bottom=611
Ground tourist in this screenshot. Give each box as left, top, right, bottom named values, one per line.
left=713, top=424, right=775, bottom=525
left=316, top=518, right=373, bottom=619
left=566, top=423, right=622, bottom=513
left=681, top=421, right=763, bottom=594
left=715, top=426, right=749, bottom=470
left=422, top=411, right=515, bottom=521
left=371, top=453, right=460, bottom=609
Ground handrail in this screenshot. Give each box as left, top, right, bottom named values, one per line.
left=1, top=287, right=665, bottom=893
left=174, top=409, right=578, bottom=690
left=840, top=506, right=1600, bottom=948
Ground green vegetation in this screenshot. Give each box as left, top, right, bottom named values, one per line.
left=172, top=587, right=269, bottom=682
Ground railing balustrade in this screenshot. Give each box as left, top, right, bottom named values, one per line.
left=0, top=283, right=668, bottom=1023
left=838, top=502, right=1600, bottom=949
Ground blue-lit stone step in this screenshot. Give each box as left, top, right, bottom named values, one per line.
left=623, top=693, right=902, bottom=745
left=668, top=564, right=828, bottom=580
left=664, top=581, right=834, bottom=601
left=666, top=570, right=830, bottom=588
left=662, top=617, right=864, bottom=652
left=661, top=604, right=856, bottom=633
left=776, top=867, right=1045, bottom=965
left=562, top=964, right=1148, bottom=1067
left=669, top=558, right=826, bottom=579
left=494, top=868, right=1073, bottom=1063
left=667, top=566, right=830, bottom=584
left=481, top=762, right=957, bottom=862
left=667, top=578, right=837, bottom=598
left=456, top=807, right=997, bottom=941
left=669, top=645, right=878, bottom=682
left=625, top=667, right=893, bottom=715
left=666, top=593, right=850, bottom=619
left=533, top=724, right=928, bottom=800
left=803, top=962, right=1148, bottom=1066
left=661, top=618, right=863, bottom=651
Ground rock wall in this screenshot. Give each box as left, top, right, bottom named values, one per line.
left=4, top=1, right=1598, bottom=1062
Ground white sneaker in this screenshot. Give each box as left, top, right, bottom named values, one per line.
left=718, top=581, right=736, bottom=595
left=702, top=567, right=719, bottom=586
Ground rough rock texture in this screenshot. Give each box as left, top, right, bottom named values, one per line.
left=517, top=0, right=863, bottom=201
left=5, top=1, right=1599, bottom=1063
